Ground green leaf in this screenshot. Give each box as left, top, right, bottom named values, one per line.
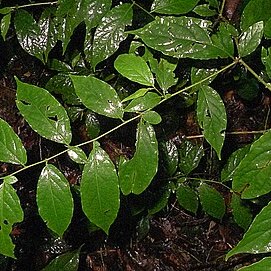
left=90, top=4, right=133, bottom=69
left=151, top=0, right=200, bottom=15
left=119, top=120, right=159, bottom=195
left=193, top=4, right=217, bottom=17
left=178, top=140, right=204, bottom=175
left=226, top=200, right=271, bottom=259
left=0, top=118, right=27, bottom=165
left=67, top=146, right=88, bottom=164
left=1, top=13, right=11, bottom=40
left=232, top=130, right=271, bottom=199
left=122, top=88, right=151, bottom=103
left=262, top=47, right=271, bottom=79
left=142, top=111, right=162, bottom=125
left=176, top=184, right=198, bottom=214
left=131, top=16, right=234, bottom=59
left=124, top=92, right=161, bottom=112
left=0, top=181, right=24, bottom=258
left=221, top=145, right=250, bottom=182
left=114, top=54, right=154, bottom=86
left=41, top=247, right=80, bottom=271
left=238, top=21, right=264, bottom=57
left=85, top=112, right=100, bottom=139
left=37, top=164, right=74, bottom=237
left=71, top=75, right=124, bottom=119
left=197, top=85, right=227, bottom=160
left=198, top=183, right=225, bottom=219
left=237, top=257, right=271, bottom=271
left=265, top=17, right=271, bottom=38
left=231, top=193, right=252, bottom=231
left=149, top=58, right=177, bottom=92
left=16, top=79, right=72, bottom=145
left=81, top=141, right=120, bottom=234
left=191, top=67, right=218, bottom=87
left=241, top=0, right=271, bottom=31
left=159, top=140, right=179, bottom=176
left=0, top=7, right=13, bottom=15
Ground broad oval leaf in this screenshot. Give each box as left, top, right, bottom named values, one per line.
left=238, top=257, right=271, bottom=271
left=122, top=88, right=151, bottom=103
left=197, top=85, right=227, bottom=160
left=70, top=75, right=124, bottom=119
left=176, top=184, right=198, bottom=214
left=90, top=3, right=133, bottom=69
left=0, top=118, right=27, bottom=165
left=0, top=181, right=24, bottom=258
left=16, top=79, right=72, bottom=145
left=114, top=54, right=154, bottom=86
left=226, top=200, right=271, bottom=259
left=1, top=12, right=11, bottom=40
left=151, top=0, right=200, bottom=15
left=198, top=183, right=225, bottom=219
left=81, top=142, right=120, bottom=234
left=238, top=21, right=264, bottom=57
left=142, top=111, right=162, bottom=125
left=67, top=146, right=88, bottom=164
left=119, top=121, right=159, bottom=195
left=37, top=164, right=74, bottom=237
left=232, top=130, right=271, bottom=199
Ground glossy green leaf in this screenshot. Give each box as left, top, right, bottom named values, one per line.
left=0, top=7, right=12, bottom=15
left=122, top=88, right=151, bottom=103
left=142, top=111, right=162, bottom=125
left=238, top=257, right=271, bottom=271
left=90, top=4, right=133, bottom=69
left=198, top=183, right=225, bottom=219
left=0, top=118, right=27, bottom=165
left=191, top=67, right=218, bottom=87
left=3, top=176, right=18, bottom=185
left=124, top=92, right=161, bottom=112
left=119, top=121, right=159, bottom=195
left=232, top=130, right=271, bottom=199
left=81, top=141, right=120, bottom=234
left=178, top=140, right=204, bottom=175
left=159, top=140, right=179, bottom=176
left=37, top=164, right=74, bottom=237
left=0, top=181, right=24, bottom=258
left=68, top=146, right=88, bottom=164
left=1, top=12, right=11, bottom=40
left=231, top=193, right=252, bottom=231
left=131, top=16, right=234, bottom=59
left=16, top=79, right=72, bottom=145
left=265, top=17, right=271, bottom=38
left=193, top=4, right=217, bottom=17
left=261, top=47, right=271, bottom=79
left=241, top=0, right=271, bottom=31
left=85, top=112, right=100, bottom=139
left=197, top=85, right=227, bottom=160
left=70, top=75, right=123, bottom=119
left=149, top=58, right=177, bottom=92
left=226, top=200, right=271, bottom=259
left=221, top=145, right=250, bottom=182
left=151, top=0, right=200, bottom=14
left=176, top=184, right=198, bottom=214
left=238, top=21, right=264, bottom=57
left=114, top=54, right=154, bottom=86
left=42, top=247, right=80, bottom=271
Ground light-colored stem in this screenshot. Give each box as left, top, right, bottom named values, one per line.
left=9, top=1, right=58, bottom=10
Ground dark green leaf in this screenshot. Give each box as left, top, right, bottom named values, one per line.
left=68, top=146, right=88, bottom=164
left=85, top=112, right=100, bottom=139
left=70, top=75, right=124, bottom=119
left=176, top=184, right=198, bottom=214
left=226, top=200, right=271, bottom=259
left=231, top=193, right=252, bottom=231
left=41, top=247, right=80, bottom=271
left=197, top=85, right=227, bottom=159
left=131, top=16, right=234, bottom=59
left=142, top=111, right=162, bottom=125
left=238, top=257, right=271, bottom=270
left=124, top=92, right=161, bottom=112
left=122, top=88, right=151, bottom=103
left=0, top=118, right=27, bottom=165
left=191, top=67, right=218, bottom=90
left=81, top=141, right=120, bottom=233
left=238, top=21, right=264, bottom=57
left=1, top=13, right=11, bottom=40
left=114, top=54, right=154, bottom=86
left=37, top=165, right=74, bottom=237
left=16, top=79, right=72, bottom=145
left=232, top=130, right=271, bottom=199
left=119, top=121, right=158, bottom=195
left=261, top=47, right=271, bottom=79
left=0, top=181, right=24, bottom=258
left=198, top=183, right=225, bottom=219
left=90, top=4, right=133, bottom=69
left=265, top=17, right=271, bottom=38
left=151, top=0, right=200, bottom=15
left=178, top=140, right=204, bottom=175
left=221, top=145, right=250, bottom=182
left=193, top=4, right=217, bottom=17
left=0, top=7, right=12, bottom=15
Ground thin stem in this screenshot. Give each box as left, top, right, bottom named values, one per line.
left=239, top=58, right=271, bottom=91
left=9, top=1, right=58, bottom=10
left=188, top=177, right=232, bottom=191
left=131, top=1, right=155, bottom=19
left=219, top=0, right=226, bottom=18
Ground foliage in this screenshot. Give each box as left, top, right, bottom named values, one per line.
left=0, top=0, right=271, bottom=269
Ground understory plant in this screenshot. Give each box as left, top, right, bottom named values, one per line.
left=1, top=0, right=271, bottom=269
